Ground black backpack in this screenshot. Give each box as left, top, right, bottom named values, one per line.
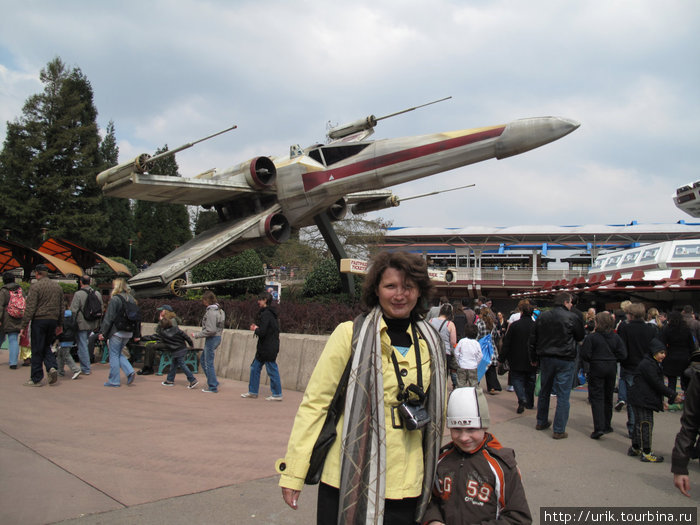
left=81, top=288, right=103, bottom=321
left=114, top=295, right=141, bottom=332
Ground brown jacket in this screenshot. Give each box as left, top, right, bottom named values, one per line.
left=20, top=277, right=64, bottom=330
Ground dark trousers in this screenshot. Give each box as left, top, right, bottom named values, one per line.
left=630, top=404, right=654, bottom=452
left=511, top=370, right=536, bottom=408
left=666, top=374, right=689, bottom=393
left=317, top=482, right=418, bottom=525
left=587, top=361, right=617, bottom=432
left=30, top=319, right=58, bottom=383
left=484, top=365, right=502, bottom=391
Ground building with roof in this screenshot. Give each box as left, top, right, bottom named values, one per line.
left=380, top=221, right=700, bottom=311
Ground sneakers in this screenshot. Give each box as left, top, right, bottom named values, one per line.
left=71, top=371, right=81, bottom=380
left=614, top=400, right=626, bottom=412
left=506, top=385, right=515, bottom=392
left=188, top=379, right=199, bottom=389
left=48, top=368, right=58, bottom=385
left=23, top=379, right=42, bottom=387
left=535, top=421, right=552, bottom=431
left=202, top=388, right=218, bottom=393
left=627, top=446, right=642, bottom=457
left=241, top=392, right=258, bottom=398
left=127, top=372, right=135, bottom=385
left=265, top=396, right=283, bottom=401
left=552, top=432, right=568, bottom=440
left=640, top=452, right=664, bottom=463
left=161, top=381, right=175, bottom=387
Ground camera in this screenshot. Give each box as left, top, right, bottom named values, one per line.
left=395, top=402, right=431, bottom=431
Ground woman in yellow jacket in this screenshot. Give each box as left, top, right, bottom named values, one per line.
left=277, top=251, right=446, bottom=524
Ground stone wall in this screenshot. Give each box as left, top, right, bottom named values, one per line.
left=142, top=322, right=329, bottom=393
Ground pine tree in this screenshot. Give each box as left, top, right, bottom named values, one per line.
left=99, top=120, right=135, bottom=257
left=132, top=145, right=192, bottom=263
left=0, top=57, right=107, bottom=247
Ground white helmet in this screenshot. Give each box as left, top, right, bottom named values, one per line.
left=446, top=387, right=490, bottom=429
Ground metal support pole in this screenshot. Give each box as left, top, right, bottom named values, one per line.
left=313, top=211, right=355, bottom=300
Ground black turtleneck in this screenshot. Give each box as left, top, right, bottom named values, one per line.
left=383, top=315, right=412, bottom=348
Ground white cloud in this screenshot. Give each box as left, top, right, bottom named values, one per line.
left=1, top=0, right=698, bottom=230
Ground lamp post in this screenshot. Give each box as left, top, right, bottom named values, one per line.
left=41, top=227, right=48, bottom=241
left=128, top=239, right=133, bottom=261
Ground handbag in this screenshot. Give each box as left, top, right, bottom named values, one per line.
left=497, top=361, right=509, bottom=376
left=305, top=355, right=353, bottom=485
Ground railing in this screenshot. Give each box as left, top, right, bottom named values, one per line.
left=452, top=268, right=589, bottom=284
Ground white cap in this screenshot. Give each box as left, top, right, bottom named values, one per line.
left=446, top=387, right=490, bottom=429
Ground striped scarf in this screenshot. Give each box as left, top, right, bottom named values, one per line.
left=338, top=306, right=446, bottom=524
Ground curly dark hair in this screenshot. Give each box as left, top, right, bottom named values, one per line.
left=361, top=251, right=434, bottom=318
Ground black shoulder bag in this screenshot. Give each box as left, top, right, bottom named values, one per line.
left=305, top=353, right=353, bottom=485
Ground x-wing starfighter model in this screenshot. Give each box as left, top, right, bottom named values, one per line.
left=97, top=98, right=579, bottom=297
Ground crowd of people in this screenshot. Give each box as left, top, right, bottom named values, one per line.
left=0, top=267, right=257, bottom=396
left=2, top=256, right=699, bottom=523
left=275, top=253, right=698, bottom=524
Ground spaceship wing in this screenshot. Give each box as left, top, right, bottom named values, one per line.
left=128, top=204, right=289, bottom=294
left=101, top=173, right=261, bottom=206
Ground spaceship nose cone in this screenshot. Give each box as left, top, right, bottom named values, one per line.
left=495, top=116, right=580, bottom=160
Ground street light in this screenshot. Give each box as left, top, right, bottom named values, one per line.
left=128, top=238, right=133, bottom=261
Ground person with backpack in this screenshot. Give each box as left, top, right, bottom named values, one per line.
left=98, top=278, right=140, bottom=387
left=0, top=271, right=24, bottom=369
left=20, top=264, right=64, bottom=387
left=69, top=274, right=103, bottom=375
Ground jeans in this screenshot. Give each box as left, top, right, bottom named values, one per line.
left=57, top=346, right=80, bottom=375
left=106, top=334, right=134, bottom=386
left=166, top=355, right=196, bottom=383
left=30, top=319, right=58, bottom=383
left=2, top=332, right=19, bottom=366
left=619, top=368, right=635, bottom=438
left=536, top=357, right=576, bottom=433
left=248, top=357, right=282, bottom=397
left=76, top=330, right=91, bottom=373
left=201, top=336, right=221, bottom=391
left=511, top=370, right=536, bottom=408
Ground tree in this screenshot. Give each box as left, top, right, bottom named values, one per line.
left=0, top=57, right=108, bottom=248
left=132, top=145, right=192, bottom=263
left=302, top=257, right=343, bottom=297
left=99, top=120, right=135, bottom=257
left=300, top=215, right=392, bottom=260
left=191, top=249, right=264, bottom=296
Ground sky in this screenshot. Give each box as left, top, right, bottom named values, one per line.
left=1, top=0, right=699, bottom=230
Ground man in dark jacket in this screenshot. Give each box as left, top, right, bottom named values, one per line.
left=20, top=264, right=64, bottom=386
left=241, top=291, right=282, bottom=401
left=529, top=292, right=585, bottom=439
left=672, top=352, right=700, bottom=496
left=617, top=303, right=658, bottom=438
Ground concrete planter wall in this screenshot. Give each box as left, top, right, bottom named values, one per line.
left=142, top=322, right=329, bottom=393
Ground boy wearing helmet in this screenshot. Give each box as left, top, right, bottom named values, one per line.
left=423, top=387, right=532, bottom=525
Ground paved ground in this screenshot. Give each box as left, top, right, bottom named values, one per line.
left=0, top=352, right=697, bottom=525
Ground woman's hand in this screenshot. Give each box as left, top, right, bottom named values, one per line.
left=250, top=324, right=258, bottom=331
left=281, top=487, right=300, bottom=510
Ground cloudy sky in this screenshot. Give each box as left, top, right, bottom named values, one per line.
left=1, top=1, right=698, bottom=230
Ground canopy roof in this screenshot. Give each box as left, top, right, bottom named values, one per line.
left=38, top=238, right=131, bottom=276
left=0, top=238, right=130, bottom=280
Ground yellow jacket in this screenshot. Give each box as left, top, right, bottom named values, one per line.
left=277, top=318, right=433, bottom=499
